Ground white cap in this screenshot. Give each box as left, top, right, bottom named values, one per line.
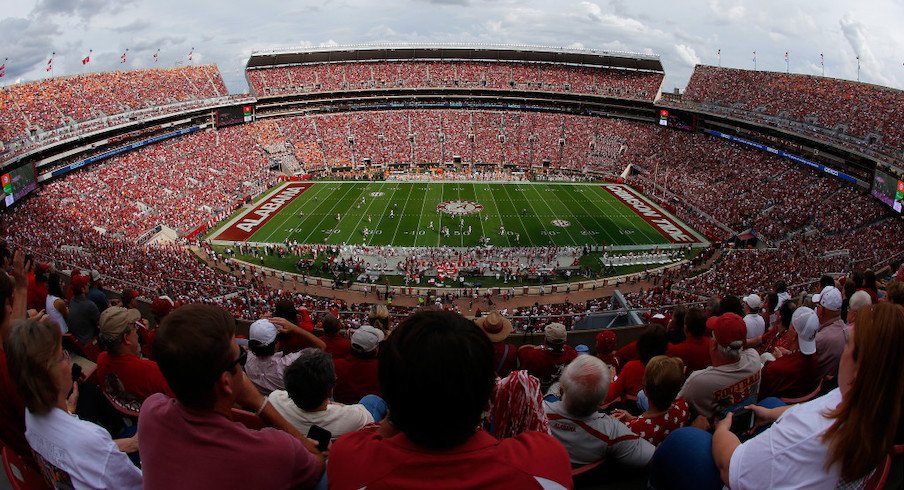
left=352, top=325, right=385, bottom=352
left=249, top=319, right=278, bottom=345
left=813, top=286, right=843, bottom=311
left=742, top=294, right=762, bottom=309
left=791, top=307, right=818, bottom=355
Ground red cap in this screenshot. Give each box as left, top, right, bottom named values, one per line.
left=596, top=330, right=617, bottom=352
left=708, top=313, right=746, bottom=348
left=70, top=275, right=89, bottom=291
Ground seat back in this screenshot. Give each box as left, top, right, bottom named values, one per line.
left=779, top=378, right=823, bottom=404
left=30, top=450, right=73, bottom=490
left=862, top=444, right=904, bottom=490
left=102, top=374, right=142, bottom=418
left=230, top=408, right=265, bottom=430
left=2, top=447, right=49, bottom=490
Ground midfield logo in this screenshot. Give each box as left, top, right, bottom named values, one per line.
left=437, top=200, right=484, bottom=216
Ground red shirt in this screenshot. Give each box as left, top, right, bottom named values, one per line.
left=329, top=428, right=572, bottom=490
left=95, top=352, right=174, bottom=401
left=491, top=342, right=517, bottom=377
left=27, top=276, right=48, bottom=313
left=605, top=359, right=645, bottom=404
left=320, top=334, right=351, bottom=360
left=615, top=341, right=639, bottom=368
left=759, top=352, right=820, bottom=400
left=333, top=355, right=380, bottom=404
left=516, top=345, right=577, bottom=391
left=667, top=336, right=713, bottom=373
left=139, top=394, right=321, bottom=490
left=625, top=398, right=690, bottom=446
left=0, top=348, right=32, bottom=461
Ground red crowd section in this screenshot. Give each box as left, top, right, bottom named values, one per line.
left=248, top=60, right=663, bottom=101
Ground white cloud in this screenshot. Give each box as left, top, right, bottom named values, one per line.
left=674, top=44, right=701, bottom=66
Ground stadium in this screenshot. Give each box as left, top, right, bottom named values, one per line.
left=1, top=39, right=903, bottom=490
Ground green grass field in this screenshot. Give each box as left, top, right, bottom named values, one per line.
left=217, top=181, right=700, bottom=249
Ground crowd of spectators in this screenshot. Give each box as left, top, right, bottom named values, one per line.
left=677, top=65, right=904, bottom=163
left=248, top=60, right=663, bottom=102
left=0, top=65, right=229, bottom=158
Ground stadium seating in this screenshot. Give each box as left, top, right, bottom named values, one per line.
left=247, top=60, right=663, bottom=102
left=0, top=65, right=230, bottom=159
left=678, top=65, right=904, bottom=162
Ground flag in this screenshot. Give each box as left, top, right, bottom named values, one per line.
left=752, top=51, right=757, bottom=62
left=121, top=50, right=128, bottom=63
left=188, top=47, right=194, bottom=61
left=784, top=51, right=789, bottom=62
left=0, top=58, right=6, bottom=78
left=153, top=49, right=159, bottom=62
left=46, top=53, right=54, bottom=72
left=82, top=49, right=92, bottom=65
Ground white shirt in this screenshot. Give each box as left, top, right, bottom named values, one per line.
left=743, top=314, right=766, bottom=339
left=729, top=388, right=843, bottom=489
left=26, top=408, right=142, bottom=490
left=244, top=350, right=303, bottom=395
left=45, top=294, right=69, bottom=334
left=268, top=390, right=373, bottom=438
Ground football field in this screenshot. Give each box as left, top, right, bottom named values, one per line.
left=211, top=181, right=705, bottom=248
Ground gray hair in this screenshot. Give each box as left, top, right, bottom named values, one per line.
left=560, top=355, right=611, bottom=417
left=714, top=340, right=742, bottom=362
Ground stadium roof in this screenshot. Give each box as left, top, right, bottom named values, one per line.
left=246, top=43, right=663, bottom=72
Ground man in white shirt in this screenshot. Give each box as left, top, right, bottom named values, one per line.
left=269, top=348, right=386, bottom=438
left=742, top=294, right=766, bottom=339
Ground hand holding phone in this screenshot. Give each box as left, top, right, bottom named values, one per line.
left=307, top=424, right=331, bottom=452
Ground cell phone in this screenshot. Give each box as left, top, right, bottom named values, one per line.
left=729, top=409, right=755, bottom=435
left=307, top=424, right=331, bottom=452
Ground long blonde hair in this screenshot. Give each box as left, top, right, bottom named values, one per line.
left=821, top=303, right=904, bottom=481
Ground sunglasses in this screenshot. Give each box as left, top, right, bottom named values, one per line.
left=224, top=346, right=247, bottom=373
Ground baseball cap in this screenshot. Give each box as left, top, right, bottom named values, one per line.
left=813, top=286, right=842, bottom=311
left=352, top=325, right=384, bottom=353
left=708, top=313, right=746, bottom=349
left=70, top=274, right=89, bottom=291
left=99, top=306, right=141, bottom=342
left=742, top=294, right=762, bottom=309
left=790, top=307, right=818, bottom=355
left=545, top=323, right=567, bottom=343
left=249, top=319, right=278, bottom=345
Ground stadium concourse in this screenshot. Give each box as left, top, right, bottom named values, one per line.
left=1, top=45, right=904, bottom=489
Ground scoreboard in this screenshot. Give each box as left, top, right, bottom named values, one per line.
left=215, top=105, right=254, bottom=128
left=1, top=162, right=38, bottom=208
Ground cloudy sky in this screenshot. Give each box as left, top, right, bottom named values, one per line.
left=2, top=0, right=903, bottom=94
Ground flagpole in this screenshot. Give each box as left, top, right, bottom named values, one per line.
left=785, top=52, right=789, bottom=73
left=820, top=53, right=825, bottom=77
left=856, top=56, right=860, bottom=82
left=717, top=49, right=721, bottom=67
left=753, top=51, right=757, bottom=70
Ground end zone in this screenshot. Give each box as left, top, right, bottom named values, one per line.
left=212, top=182, right=312, bottom=241
left=603, top=184, right=704, bottom=245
